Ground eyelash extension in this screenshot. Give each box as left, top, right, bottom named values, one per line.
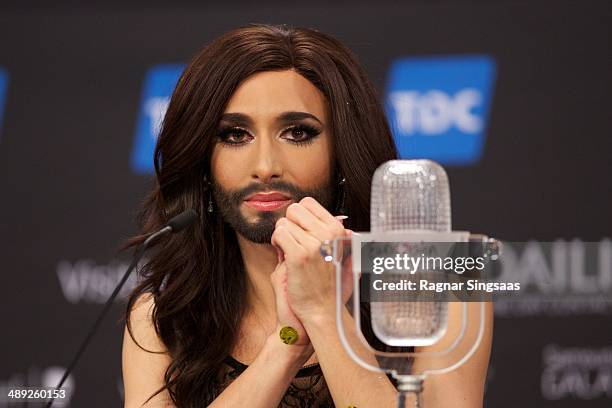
left=216, top=126, right=252, bottom=147
left=215, top=123, right=322, bottom=147
left=281, top=124, right=322, bottom=146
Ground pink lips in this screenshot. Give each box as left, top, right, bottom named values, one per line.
left=244, top=192, right=292, bottom=211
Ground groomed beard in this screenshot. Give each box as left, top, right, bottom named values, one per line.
left=211, top=179, right=335, bottom=244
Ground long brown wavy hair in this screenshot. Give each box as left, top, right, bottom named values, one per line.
left=124, top=24, right=399, bottom=407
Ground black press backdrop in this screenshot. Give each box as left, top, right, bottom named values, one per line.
left=0, top=1, right=610, bottom=407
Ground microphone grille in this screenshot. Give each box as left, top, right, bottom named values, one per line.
left=368, top=160, right=451, bottom=347
left=371, top=160, right=451, bottom=232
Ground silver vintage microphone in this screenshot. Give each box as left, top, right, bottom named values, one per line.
left=370, top=159, right=451, bottom=346
left=323, top=159, right=499, bottom=407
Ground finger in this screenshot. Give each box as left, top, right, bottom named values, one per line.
left=270, top=262, right=286, bottom=288
left=285, top=202, right=336, bottom=242
left=271, top=239, right=285, bottom=263
left=297, top=197, right=346, bottom=240
left=275, top=217, right=320, bottom=254
left=299, top=197, right=344, bottom=227
left=271, top=223, right=307, bottom=261
left=336, top=215, right=348, bottom=226
left=274, top=245, right=284, bottom=263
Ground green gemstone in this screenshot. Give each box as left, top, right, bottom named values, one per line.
left=279, top=326, right=299, bottom=345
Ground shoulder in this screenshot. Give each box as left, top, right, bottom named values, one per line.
left=126, top=293, right=161, bottom=349
left=122, top=292, right=174, bottom=407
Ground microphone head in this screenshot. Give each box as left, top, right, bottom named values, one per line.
left=369, top=160, right=451, bottom=347
left=168, top=209, right=198, bottom=232
left=371, top=160, right=451, bottom=233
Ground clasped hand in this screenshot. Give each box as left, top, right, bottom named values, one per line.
left=270, top=197, right=353, bottom=344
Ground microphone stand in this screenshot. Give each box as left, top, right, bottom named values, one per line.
left=395, top=375, right=425, bottom=408
left=45, top=209, right=197, bottom=407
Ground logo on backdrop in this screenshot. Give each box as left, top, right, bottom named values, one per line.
left=494, top=239, right=612, bottom=316
left=0, top=68, right=8, bottom=139
left=541, top=344, right=612, bottom=400
left=385, top=55, right=496, bottom=165
left=57, top=259, right=138, bottom=303
left=131, top=64, right=185, bottom=174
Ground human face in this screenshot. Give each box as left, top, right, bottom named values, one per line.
left=210, top=69, right=334, bottom=244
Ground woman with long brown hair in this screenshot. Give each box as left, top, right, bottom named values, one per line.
left=122, top=24, right=492, bottom=407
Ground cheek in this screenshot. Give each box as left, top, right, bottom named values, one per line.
left=210, top=147, right=243, bottom=187
left=290, top=141, right=332, bottom=187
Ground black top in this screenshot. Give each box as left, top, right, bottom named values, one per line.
left=212, top=304, right=414, bottom=406
left=219, top=355, right=335, bottom=407
left=217, top=354, right=413, bottom=407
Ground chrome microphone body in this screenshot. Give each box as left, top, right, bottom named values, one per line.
left=370, top=160, right=451, bottom=347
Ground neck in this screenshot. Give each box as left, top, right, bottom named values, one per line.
left=236, top=233, right=278, bottom=327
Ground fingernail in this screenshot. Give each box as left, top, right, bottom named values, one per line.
left=335, top=215, right=348, bottom=225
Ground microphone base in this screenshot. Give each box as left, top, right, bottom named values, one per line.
left=396, top=374, right=424, bottom=393
left=395, top=375, right=425, bottom=408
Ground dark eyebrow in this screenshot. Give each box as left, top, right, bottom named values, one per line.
left=219, top=113, right=253, bottom=127
left=219, top=111, right=323, bottom=127
left=277, top=111, right=323, bottom=125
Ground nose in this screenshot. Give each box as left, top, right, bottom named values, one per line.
left=250, top=132, right=282, bottom=183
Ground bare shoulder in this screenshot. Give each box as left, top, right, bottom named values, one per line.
left=125, top=292, right=166, bottom=351
left=122, top=292, right=175, bottom=407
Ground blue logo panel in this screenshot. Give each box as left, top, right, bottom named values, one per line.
left=385, top=56, right=496, bottom=165
left=0, top=68, right=8, bottom=139
left=131, top=64, right=185, bottom=175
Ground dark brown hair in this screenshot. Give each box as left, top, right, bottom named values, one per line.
left=124, top=23, right=398, bottom=407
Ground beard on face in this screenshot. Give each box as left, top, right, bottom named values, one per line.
left=211, top=179, right=335, bottom=244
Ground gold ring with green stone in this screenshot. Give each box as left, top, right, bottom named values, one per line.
left=279, top=326, right=299, bottom=345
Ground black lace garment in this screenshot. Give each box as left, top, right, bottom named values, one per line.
left=219, top=355, right=335, bottom=407
left=211, top=305, right=413, bottom=407
left=215, top=354, right=413, bottom=407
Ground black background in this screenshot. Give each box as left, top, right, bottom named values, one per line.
left=0, top=1, right=610, bottom=406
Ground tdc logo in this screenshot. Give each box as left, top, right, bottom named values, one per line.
left=385, top=56, right=496, bottom=165
left=131, top=64, right=185, bottom=174
left=0, top=67, right=8, bottom=139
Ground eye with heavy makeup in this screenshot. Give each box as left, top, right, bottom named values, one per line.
left=216, top=122, right=323, bottom=147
